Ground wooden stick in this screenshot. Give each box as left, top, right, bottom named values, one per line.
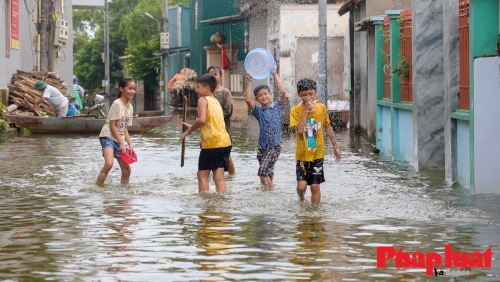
left=180, top=95, right=188, bottom=167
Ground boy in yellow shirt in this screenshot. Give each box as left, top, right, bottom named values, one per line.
left=290, top=78, right=341, bottom=203
left=180, top=74, right=232, bottom=193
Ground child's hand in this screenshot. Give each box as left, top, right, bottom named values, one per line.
left=272, top=63, right=278, bottom=75
left=119, top=142, right=127, bottom=154
left=182, top=122, right=191, bottom=132
left=305, top=99, right=315, bottom=112
left=180, top=132, right=188, bottom=141
left=334, top=146, right=341, bottom=162
left=245, top=73, right=253, bottom=82
left=129, top=145, right=136, bottom=156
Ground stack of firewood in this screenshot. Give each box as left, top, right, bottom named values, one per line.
left=7, top=70, right=68, bottom=117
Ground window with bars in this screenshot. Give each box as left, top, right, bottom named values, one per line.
left=383, top=16, right=390, bottom=99
left=399, top=9, right=413, bottom=102
left=459, top=0, right=470, bottom=110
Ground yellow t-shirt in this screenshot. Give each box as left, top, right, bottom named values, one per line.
left=200, top=96, right=231, bottom=149
left=290, top=103, right=330, bottom=162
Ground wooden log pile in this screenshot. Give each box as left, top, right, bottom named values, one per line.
left=7, top=70, right=68, bottom=117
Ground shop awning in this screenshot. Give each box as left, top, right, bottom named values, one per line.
left=199, top=14, right=248, bottom=25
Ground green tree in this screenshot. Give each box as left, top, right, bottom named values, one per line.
left=73, top=0, right=190, bottom=92
left=126, top=35, right=162, bottom=90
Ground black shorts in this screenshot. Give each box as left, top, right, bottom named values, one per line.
left=296, top=158, right=325, bottom=185
left=199, top=146, right=232, bottom=171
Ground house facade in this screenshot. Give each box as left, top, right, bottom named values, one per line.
left=1, top=0, right=103, bottom=105
left=239, top=0, right=350, bottom=106
left=343, top=0, right=500, bottom=194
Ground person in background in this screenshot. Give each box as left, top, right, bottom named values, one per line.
left=168, top=68, right=187, bottom=105
left=72, top=75, right=84, bottom=110
left=73, top=75, right=85, bottom=98
left=96, top=78, right=137, bottom=185
left=180, top=74, right=232, bottom=193
left=245, top=65, right=286, bottom=189
left=290, top=78, right=341, bottom=204
left=31, top=80, right=69, bottom=117
left=207, top=65, right=235, bottom=175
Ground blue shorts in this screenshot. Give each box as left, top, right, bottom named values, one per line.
left=99, top=137, right=121, bottom=158
left=296, top=158, right=325, bottom=185
left=198, top=146, right=232, bottom=171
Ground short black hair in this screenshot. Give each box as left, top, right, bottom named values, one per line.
left=196, top=74, right=217, bottom=93
left=297, top=78, right=317, bottom=92
left=254, top=85, right=271, bottom=96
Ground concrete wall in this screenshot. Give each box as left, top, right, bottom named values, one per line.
left=0, top=0, right=74, bottom=91
left=394, top=108, right=414, bottom=161
left=364, top=27, right=376, bottom=144
left=443, top=0, right=460, bottom=183
left=412, top=0, right=446, bottom=170
left=279, top=4, right=349, bottom=104
left=457, top=120, right=470, bottom=187
left=378, top=105, right=392, bottom=155
left=353, top=0, right=412, bottom=138
left=473, top=57, right=500, bottom=194
left=366, top=0, right=412, bottom=16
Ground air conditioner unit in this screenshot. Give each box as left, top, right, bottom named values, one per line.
left=160, top=32, right=169, bottom=50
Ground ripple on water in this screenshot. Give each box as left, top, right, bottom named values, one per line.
left=0, top=111, right=499, bottom=280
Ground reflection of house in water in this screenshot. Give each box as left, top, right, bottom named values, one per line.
left=195, top=211, right=237, bottom=270
left=102, top=199, right=140, bottom=271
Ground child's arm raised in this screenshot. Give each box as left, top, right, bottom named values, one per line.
left=325, top=125, right=341, bottom=162
left=245, top=74, right=255, bottom=111
left=180, top=97, right=208, bottom=141
left=272, top=66, right=286, bottom=104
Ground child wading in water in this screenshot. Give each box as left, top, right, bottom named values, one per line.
left=206, top=65, right=235, bottom=175
left=245, top=65, right=286, bottom=189
left=180, top=74, right=232, bottom=193
left=96, top=78, right=137, bottom=185
left=290, top=78, right=341, bottom=203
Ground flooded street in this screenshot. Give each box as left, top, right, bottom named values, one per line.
left=1, top=108, right=499, bottom=281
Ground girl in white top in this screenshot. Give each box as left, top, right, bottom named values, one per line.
left=96, top=78, right=136, bottom=185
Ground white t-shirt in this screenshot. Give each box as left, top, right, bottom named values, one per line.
left=42, top=84, right=68, bottom=109
left=99, top=99, right=133, bottom=142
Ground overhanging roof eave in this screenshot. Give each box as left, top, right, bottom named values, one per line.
left=199, top=14, right=248, bottom=25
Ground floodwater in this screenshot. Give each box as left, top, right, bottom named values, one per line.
left=0, top=108, right=499, bottom=281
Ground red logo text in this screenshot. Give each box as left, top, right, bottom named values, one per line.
left=376, top=245, right=493, bottom=276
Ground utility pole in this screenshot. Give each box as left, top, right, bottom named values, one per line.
left=318, top=0, right=328, bottom=104
left=48, top=20, right=58, bottom=73
left=39, top=0, right=49, bottom=71
left=104, top=0, right=110, bottom=98
left=161, top=0, right=169, bottom=115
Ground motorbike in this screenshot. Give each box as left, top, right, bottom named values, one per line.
left=85, top=93, right=107, bottom=118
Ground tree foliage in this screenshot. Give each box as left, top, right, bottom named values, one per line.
left=73, top=0, right=190, bottom=92
left=126, top=35, right=162, bottom=89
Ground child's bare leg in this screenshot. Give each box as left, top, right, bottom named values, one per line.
left=310, top=184, right=321, bottom=204
left=297, top=180, right=307, bottom=201
left=228, top=155, right=235, bottom=175
left=260, top=176, right=274, bottom=189
left=96, top=148, right=114, bottom=185
left=197, top=170, right=210, bottom=193
left=213, top=167, right=227, bottom=193
left=117, top=158, right=131, bottom=184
